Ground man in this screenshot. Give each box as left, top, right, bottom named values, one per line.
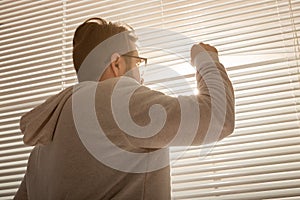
left=15, top=17, right=235, bottom=200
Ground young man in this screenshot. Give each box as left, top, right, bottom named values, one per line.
left=15, top=18, right=235, bottom=200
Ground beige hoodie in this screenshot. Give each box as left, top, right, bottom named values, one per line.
left=14, top=52, right=234, bottom=200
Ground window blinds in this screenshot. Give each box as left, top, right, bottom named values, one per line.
left=0, top=0, right=299, bottom=199
left=0, top=1, right=67, bottom=198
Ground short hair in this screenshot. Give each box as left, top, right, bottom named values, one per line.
left=72, top=17, right=133, bottom=73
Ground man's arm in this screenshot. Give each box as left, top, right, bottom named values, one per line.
left=122, top=43, right=235, bottom=148
left=193, top=43, right=235, bottom=142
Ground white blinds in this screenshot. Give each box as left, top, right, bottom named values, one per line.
left=165, top=1, right=300, bottom=199
left=0, top=1, right=67, bottom=198
left=0, top=0, right=299, bottom=199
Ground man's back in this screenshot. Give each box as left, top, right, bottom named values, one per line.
left=15, top=78, right=171, bottom=200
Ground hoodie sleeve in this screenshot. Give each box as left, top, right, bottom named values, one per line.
left=123, top=52, right=235, bottom=149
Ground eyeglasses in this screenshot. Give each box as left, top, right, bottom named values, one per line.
left=122, top=54, right=147, bottom=80
left=121, top=54, right=147, bottom=68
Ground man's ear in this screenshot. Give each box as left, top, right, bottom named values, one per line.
left=110, top=53, right=120, bottom=77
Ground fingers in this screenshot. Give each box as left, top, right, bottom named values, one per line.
left=190, top=42, right=219, bottom=66
left=197, top=42, right=218, bottom=54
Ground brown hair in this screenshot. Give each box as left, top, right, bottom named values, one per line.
left=72, top=17, right=133, bottom=73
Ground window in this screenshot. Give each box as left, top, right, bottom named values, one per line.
left=0, top=0, right=299, bottom=199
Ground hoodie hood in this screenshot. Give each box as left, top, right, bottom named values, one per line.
left=20, top=86, right=75, bottom=146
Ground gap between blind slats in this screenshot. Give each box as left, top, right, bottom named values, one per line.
left=215, top=188, right=300, bottom=200
left=1, top=22, right=62, bottom=41
left=232, top=65, right=299, bottom=84
left=279, top=196, right=300, bottom=200
left=0, top=161, right=27, bottom=171
left=222, top=128, right=300, bottom=146
left=64, top=1, right=161, bottom=24
left=1, top=37, right=64, bottom=58
left=0, top=77, right=72, bottom=94
left=0, top=145, right=32, bottom=158
left=0, top=153, right=30, bottom=164
left=1, top=62, right=62, bottom=79
left=133, top=137, right=300, bottom=166
left=0, top=90, right=60, bottom=106
left=0, top=146, right=33, bottom=158
left=0, top=174, right=27, bottom=185
left=235, top=112, right=298, bottom=128
left=236, top=94, right=300, bottom=112
left=0, top=101, right=47, bottom=115
left=175, top=159, right=296, bottom=174
left=0, top=66, right=67, bottom=84
left=235, top=122, right=300, bottom=137
left=0, top=131, right=22, bottom=139
left=171, top=128, right=300, bottom=154
left=139, top=1, right=292, bottom=30
left=235, top=82, right=299, bottom=98
left=228, top=59, right=298, bottom=75
left=0, top=1, right=61, bottom=18
left=0, top=0, right=24, bottom=10
left=1, top=78, right=66, bottom=94
left=236, top=88, right=299, bottom=103
left=1, top=70, right=73, bottom=89
left=0, top=50, right=63, bottom=67
left=172, top=162, right=300, bottom=184
left=173, top=171, right=300, bottom=192
left=244, top=93, right=295, bottom=108
left=163, top=0, right=271, bottom=12
left=0, top=26, right=63, bottom=47
left=0, top=181, right=24, bottom=193
left=0, top=114, right=28, bottom=123
left=1, top=7, right=64, bottom=35
left=235, top=104, right=298, bottom=120
left=172, top=150, right=300, bottom=172
left=0, top=86, right=62, bottom=103
left=0, top=190, right=20, bottom=199
left=2, top=49, right=61, bottom=68
left=0, top=88, right=62, bottom=104
left=162, top=1, right=291, bottom=25
left=65, top=0, right=138, bottom=13
left=1, top=148, right=33, bottom=158
left=170, top=139, right=300, bottom=164
left=173, top=179, right=300, bottom=199
left=0, top=58, right=62, bottom=74
left=0, top=135, right=22, bottom=144
left=0, top=92, right=59, bottom=109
